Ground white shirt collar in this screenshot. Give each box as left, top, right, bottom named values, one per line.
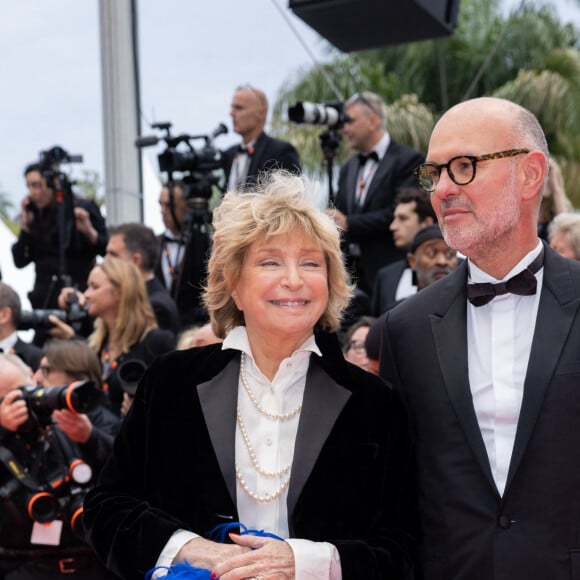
left=468, top=240, right=543, bottom=284
left=222, top=325, right=322, bottom=360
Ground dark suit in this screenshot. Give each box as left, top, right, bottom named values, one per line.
left=146, top=277, right=180, bottom=335
left=222, top=132, right=301, bottom=190
left=371, top=259, right=414, bottom=316
left=379, top=243, right=580, bottom=580
left=11, top=338, right=43, bottom=371
left=84, top=332, right=415, bottom=580
left=335, top=141, right=424, bottom=295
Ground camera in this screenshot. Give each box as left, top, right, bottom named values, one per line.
left=18, top=303, right=89, bottom=332
left=288, top=101, right=349, bottom=129
left=136, top=121, right=228, bottom=198
left=19, top=380, right=100, bottom=420
left=39, top=145, right=83, bottom=173
left=19, top=309, right=67, bottom=330
left=117, top=359, right=147, bottom=397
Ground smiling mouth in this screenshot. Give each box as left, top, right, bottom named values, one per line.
left=271, top=300, right=309, bottom=307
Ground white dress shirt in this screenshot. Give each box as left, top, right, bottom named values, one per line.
left=155, top=326, right=342, bottom=579
left=355, top=133, right=390, bottom=207
left=467, top=241, right=543, bottom=495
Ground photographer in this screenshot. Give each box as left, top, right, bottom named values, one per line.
left=326, top=92, right=424, bottom=296
left=0, top=282, right=42, bottom=371
left=0, top=348, right=119, bottom=579
left=11, top=162, right=108, bottom=345
left=222, top=84, right=301, bottom=191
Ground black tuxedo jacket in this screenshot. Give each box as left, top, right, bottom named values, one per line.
left=146, top=276, right=180, bottom=335
left=379, top=243, right=580, bottom=580
left=371, top=259, right=412, bottom=316
left=84, top=332, right=416, bottom=580
left=222, top=132, right=301, bottom=189
left=334, top=141, right=424, bottom=294
left=11, top=337, right=43, bottom=371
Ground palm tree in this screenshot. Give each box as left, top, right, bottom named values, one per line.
left=0, top=186, right=17, bottom=235
left=271, top=0, right=580, bottom=203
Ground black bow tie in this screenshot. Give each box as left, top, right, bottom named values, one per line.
left=358, top=151, right=379, bottom=166
left=238, top=144, right=254, bottom=155
left=162, top=235, right=181, bottom=245
left=467, top=249, right=544, bottom=307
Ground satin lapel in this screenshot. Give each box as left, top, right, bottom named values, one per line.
left=361, top=152, right=394, bottom=209
left=246, top=133, right=267, bottom=179
left=345, top=158, right=360, bottom=214
left=431, top=266, right=497, bottom=492
left=506, top=250, right=580, bottom=490
left=287, top=363, right=351, bottom=518
left=197, top=357, right=240, bottom=504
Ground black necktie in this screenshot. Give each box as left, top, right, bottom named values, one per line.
left=467, top=248, right=544, bottom=307
left=358, top=151, right=379, bottom=166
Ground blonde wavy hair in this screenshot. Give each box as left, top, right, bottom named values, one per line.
left=88, top=257, right=158, bottom=354
left=204, top=172, right=353, bottom=338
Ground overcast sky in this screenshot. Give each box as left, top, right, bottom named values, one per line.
left=1, top=0, right=579, bottom=225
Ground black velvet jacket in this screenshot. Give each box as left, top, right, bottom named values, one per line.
left=83, top=332, right=416, bottom=579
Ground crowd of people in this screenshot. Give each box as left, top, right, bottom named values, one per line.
left=1, top=87, right=579, bottom=580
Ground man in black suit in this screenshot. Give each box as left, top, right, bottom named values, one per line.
left=221, top=85, right=300, bottom=190
left=380, top=96, right=580, bottom=580
left=328, top=92, right=424, bottom=296
left=154, top=180, right=206, bottom=328
left=106, top=223, right=180, bottom=337
left=0, top=282, right=42, bottom=371
left=371, top=187, right=436, bottom=315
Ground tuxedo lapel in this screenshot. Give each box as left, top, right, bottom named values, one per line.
left=430, top=265, right=498, bottom=492
left=345, top=157, right=360, bottom=214
left=287, top=363, right=351, bottom=518
left=506, top=248, right=580, bottom=490
left=197, top=357, right=240, bottom=504
left=361, top=150, right=395, bottom=209
left=247, top=133, right=268, bottom=179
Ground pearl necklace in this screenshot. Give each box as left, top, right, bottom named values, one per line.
left=240, top=353, right=302, bottom=421
left=235, top=464, right=290, bottom=503
left=237, top=410, right=292, bottom=479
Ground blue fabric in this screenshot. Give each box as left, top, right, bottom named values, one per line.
left=145, top=523, right=283, bottom=579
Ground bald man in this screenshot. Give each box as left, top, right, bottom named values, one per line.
left=380, top=97, right=580, bottom=580
left=222, top=85, right=300, bottom=191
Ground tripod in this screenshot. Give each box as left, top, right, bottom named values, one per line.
left=319, top=128, right=342, bottom=205
left=169, top=175, right=216, bottom=328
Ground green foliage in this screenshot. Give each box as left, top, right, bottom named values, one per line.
left=74, top=169, right=105, bottom=208
left=0, top=186, right=18, bottom=235
left=272, top=0, right=580, bottom=205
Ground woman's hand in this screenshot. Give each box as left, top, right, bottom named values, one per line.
left=174, top=537, right=249, bottom=571
left=47, top=314, right=75, bottom=340
left=212, top=534, right=295, bottom=580
left=0, top=389, right=29, bottom=432
left=52, top=409, right=93, bottom=443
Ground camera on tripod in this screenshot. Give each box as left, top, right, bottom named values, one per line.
left=38, top=145, right=83, bottom=187
left=288, top=101, right=350, bottom=129
left=136, top=121, right=228, bottom=198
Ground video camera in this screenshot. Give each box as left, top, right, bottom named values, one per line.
left=288, top=101, right=349, bottom=129
left=37, top=145, right=83, bottom=189
left=135, top=121, right=228, bottom=198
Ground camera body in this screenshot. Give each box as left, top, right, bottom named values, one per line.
left=20, top=380, right=99, bottom=419
left=18, top=303, right=89, bottom=332
left=288, top=101, right=349, bottom=129
left=136, top=121, right=228, bottom=200
left=0, top=381, right=100, bottom=539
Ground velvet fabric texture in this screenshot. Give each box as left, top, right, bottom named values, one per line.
left=84, top=331, right=416, bottom=580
